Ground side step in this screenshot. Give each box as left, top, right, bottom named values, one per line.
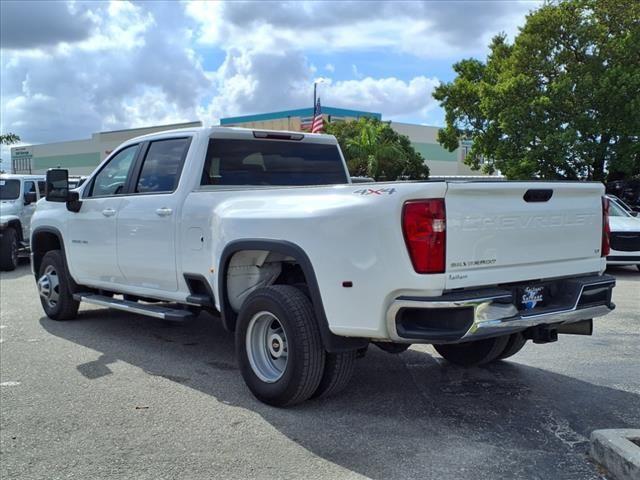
left=73, top=293, right=193, bottom=322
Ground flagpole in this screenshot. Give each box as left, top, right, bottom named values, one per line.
left=313, top=82, right=317, bottom=111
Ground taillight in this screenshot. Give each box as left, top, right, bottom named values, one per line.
left=402, top=199, right=446, bottom=274
left=601, top=196, right=610, bottom=257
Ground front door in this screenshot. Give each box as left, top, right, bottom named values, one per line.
left=66, top=145, right=139, bottom=285
left=117, top=137, right=191, bottom=292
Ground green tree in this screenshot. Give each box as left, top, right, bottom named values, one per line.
left=0, top=133, right=21, bottom=145
left=0, top=133, right=21, bottom=173
left=434, top=0, right=640, bottom=181
left=326, top=117, right=429, bottom=181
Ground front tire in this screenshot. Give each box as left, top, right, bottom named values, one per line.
left=37, top=250, right=79, bottom=321
left=434, top=335, right=510, bottom=367
left=0, top=228, right=19, bottom=271
left=236, top=285, right=325, bottom=407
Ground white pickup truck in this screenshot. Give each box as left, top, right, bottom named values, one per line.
left=1, top=174, right=46, bottom=270
left=31, top=126, right=616, bottom=406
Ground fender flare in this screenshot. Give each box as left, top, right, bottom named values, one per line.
left=0, top=216, right=23, bottom=241
left=218, top=239, right=367, bottom=353
left=31, top=226, right=68, bottom=278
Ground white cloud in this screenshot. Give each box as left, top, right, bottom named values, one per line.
left=1, top=1, right=211, bottom=147
left=1, top=0, right=538, bottom=163
left=323, top=76, right=440, bottom=118
left=185, top=0, right=538, bottom=59
left=197, top=47, right=439, bottom=125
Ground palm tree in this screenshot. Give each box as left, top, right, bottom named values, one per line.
left=345, top=119, right=404, bottom=180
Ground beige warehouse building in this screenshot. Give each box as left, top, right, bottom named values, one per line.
left=11, top=107, right=488, bottom=177
left=11, top=121, right=202, bottom=175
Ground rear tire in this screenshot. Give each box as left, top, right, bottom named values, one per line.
left=311, top=350, right=357, bottom=399
left=236, top=285, right=325, bottom=407
left=434, top=335, right=510, bottom=367
left=37, top=250, right=79, bottom=321
left=497, top=332, right=527, bottom=360
left=0, top=228, right=19, bottom=271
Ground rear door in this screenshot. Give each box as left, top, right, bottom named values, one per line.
left=116, top=137, right=191, bottom=291
left=444, top=182, right=604, bottom=289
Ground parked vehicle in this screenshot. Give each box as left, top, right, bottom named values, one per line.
left=606, top=195, right=640, bottom=271
left=0, top=174, right=46, bottom=270
left=30, top=126, right=616, bottom=406
left=606, top=179, right=640, bottom=212
left=607, top=194, right=638, bottom=216
left=68, top=176, right=87, bottom=189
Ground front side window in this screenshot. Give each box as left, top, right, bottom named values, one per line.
left=90, top=145, right=138, bottom=197
left=136, top=138, right=190, bottom=193
left=0, top=179, right=20, bottom=200
left=201, top=138, right=348, bottom=186
left=24, top=181, right=36, bottom=194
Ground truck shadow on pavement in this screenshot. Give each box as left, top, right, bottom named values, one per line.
left=40, top=309, right=639, bottom=480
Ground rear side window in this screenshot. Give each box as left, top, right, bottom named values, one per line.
left=37, top=181, right=46, bottom=197
left=136, top=138, right=190, bottom=193
left=201, top=139, right=348, bottom=186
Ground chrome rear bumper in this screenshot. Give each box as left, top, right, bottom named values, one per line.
left=386, top=274, right=616, bottom=344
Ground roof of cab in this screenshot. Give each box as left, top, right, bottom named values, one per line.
left=118, top=126, right=338, bottom=148
left=0, top=174, right=46, bottom=180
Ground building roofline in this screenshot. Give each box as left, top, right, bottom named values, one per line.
left=220, top=107, right=381, bottom=125
left=97, top=120, right=202, bottom=135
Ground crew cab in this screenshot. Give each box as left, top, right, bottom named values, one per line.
left=1, top=174, right=46, bottom=270
left=31, top=126, right=616, bottom=406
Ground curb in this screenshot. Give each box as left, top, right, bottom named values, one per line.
left=589, top=429, right=640, bottom=480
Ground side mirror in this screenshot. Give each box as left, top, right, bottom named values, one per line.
left=24, top=191, right=38, bottom=205
left=46, top=169, right=70, bottom=202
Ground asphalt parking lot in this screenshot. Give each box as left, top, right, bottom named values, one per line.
left=1, top=263, right=638, bottom=480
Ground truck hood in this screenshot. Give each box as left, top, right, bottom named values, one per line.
left=609, top=215, right=640, bottom=233
left=0, top=200, right=20, bottom=217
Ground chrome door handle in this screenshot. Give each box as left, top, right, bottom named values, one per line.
left=102, top=208, right=116, bottom=217
left=155, top=207, right=173, bottom=217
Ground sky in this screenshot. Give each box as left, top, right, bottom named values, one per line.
left=0, top=0, right=540, bottom=163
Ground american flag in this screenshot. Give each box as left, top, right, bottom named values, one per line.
left=311, top=98, right=323, bottom=133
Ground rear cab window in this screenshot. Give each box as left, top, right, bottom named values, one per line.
left=201, top=139, right=348, bottom=186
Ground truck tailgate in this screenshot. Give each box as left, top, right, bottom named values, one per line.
left=444, top=182, right=604, bottom=289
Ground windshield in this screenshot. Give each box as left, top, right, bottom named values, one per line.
left=608, top=199, right=630, bottom=217
left=0, top=179, right=20, bottom=200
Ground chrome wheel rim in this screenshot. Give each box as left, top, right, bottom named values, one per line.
left=246, top=311, right=288, bottom=383
left=38, top=265, right=60, bottom=309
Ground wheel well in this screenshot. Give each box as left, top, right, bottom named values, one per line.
left=225, top=249, right=306, bottom=314
left=32, top=230, right=62, bottom=275
left=218, top=240, right=368, bottom=353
